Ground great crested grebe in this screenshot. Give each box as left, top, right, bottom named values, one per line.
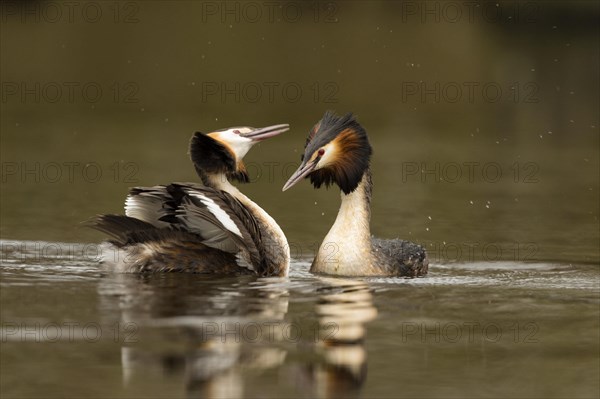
left=90, top=124, right=290, bottom=276
left=282, top=112, right=428, bottom=277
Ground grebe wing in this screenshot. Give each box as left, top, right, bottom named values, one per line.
left=98, top=183, right=263, bottom=272
left=124, top=185, right=175, bottom=228
left=167, top=184, right=263, bottom=271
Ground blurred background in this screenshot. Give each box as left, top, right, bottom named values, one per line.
left=1, top=0, right=599, bottom=264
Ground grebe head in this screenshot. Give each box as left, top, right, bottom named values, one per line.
left=190, top=124, right=289, bottom=182
left=283, top=112, right=371, bottom=194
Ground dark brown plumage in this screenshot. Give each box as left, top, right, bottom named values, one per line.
left=190, top=132, right=250, bottom=184
left=303, top=112, right=372, bottom=194
left=89, top=214, right=248, bottom=274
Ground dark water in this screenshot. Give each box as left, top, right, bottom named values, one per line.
left=1, top=1, right=599, bottom=398
left=1, top=241, right=599, bottom=398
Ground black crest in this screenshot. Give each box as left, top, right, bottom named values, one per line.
left=303, top=111, right=372, bottom=194
left=189, top=132, right=249, bottom=183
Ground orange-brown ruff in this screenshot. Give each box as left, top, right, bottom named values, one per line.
left=90, top=125, right=290, bottom=276
left=283, top=112, right=428, bottom=277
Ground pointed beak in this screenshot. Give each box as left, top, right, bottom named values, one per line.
left=282, top=158, right=318, bottom=191
left=241, top=124, right=289, bottom=142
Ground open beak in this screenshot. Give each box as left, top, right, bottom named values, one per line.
left=242, top=124, right=289, bottom=142
left=282, top=158, right=318, bottom=191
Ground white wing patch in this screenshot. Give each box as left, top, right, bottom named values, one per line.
left=189, top=193, right=243, bottom=237
left=125, top=194, right=171, bottom=228
left=176, top=201, right=237, bottom=253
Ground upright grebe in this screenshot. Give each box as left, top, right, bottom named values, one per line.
left=282, top=112, right=428, bottom=277
left=91, top=124, right=290, bottom=276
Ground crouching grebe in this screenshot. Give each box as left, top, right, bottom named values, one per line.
left=282, top=112, right=428, bottom=277
left=90, top=124, right=290, bottom=276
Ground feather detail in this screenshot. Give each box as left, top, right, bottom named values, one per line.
left=172, top=184, right=263, bottom=271
left=125, top=186, right=174, bottom=228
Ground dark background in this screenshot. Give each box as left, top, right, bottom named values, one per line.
left=1, top=0, right=598, bottom=264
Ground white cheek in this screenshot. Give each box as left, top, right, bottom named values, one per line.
left=229, top=138, right=253, bottom=158
left=316, top=143, right=338, bottom=169
left=218, top=131, right=253, bottom=158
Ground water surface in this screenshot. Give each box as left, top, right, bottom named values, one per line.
left=1, top=241, right=598, bottom=398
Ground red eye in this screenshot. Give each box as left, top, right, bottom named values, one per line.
left=318, top=149, right=325, bottom=156
left=233, top=130, right=241, bottom=135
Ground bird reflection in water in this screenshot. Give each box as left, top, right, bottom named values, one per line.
left=294, top=278, right=378, bottom=399
left=98, top=273, right=290, bottom=398
left=98, top=275, right=377, bottom=398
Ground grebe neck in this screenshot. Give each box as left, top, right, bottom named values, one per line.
left=207, top=173, right=290, bottom=276
left=311, top=169, right=374, bottom=276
